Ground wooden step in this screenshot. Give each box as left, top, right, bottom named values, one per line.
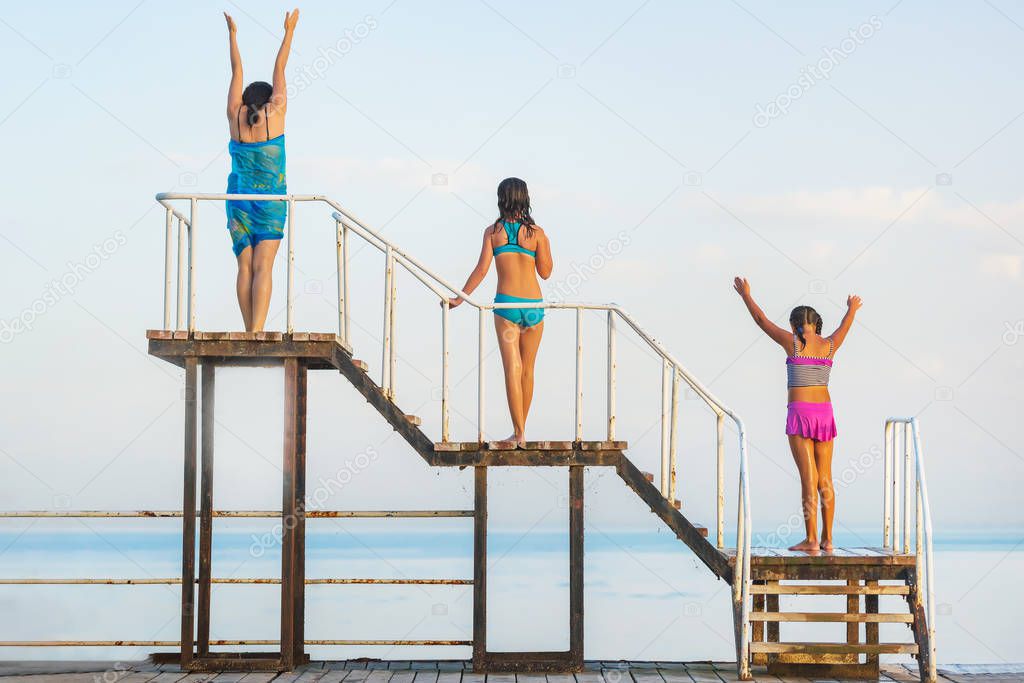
left=641, top=471, right=654, bottom=483
left=751, top=584, right=910, bottom=595
left=750, top=642, right=918, bottom=655
left=351, top=358, right=368, bottom=372
left=405, top=415, right=422, bottom=427
left=749, top=611, right=913, bottom=623
left=672, top=499, right=681, bottom=510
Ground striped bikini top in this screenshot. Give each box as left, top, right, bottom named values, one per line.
left=492, top=221, right=536, bottom=258
left=786, top=335, right=834, bottom=388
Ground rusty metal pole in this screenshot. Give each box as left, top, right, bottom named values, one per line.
left=180, top=357, right=198, bottom=669
left=197, top=363, right=215, bottom=656
left=472, top=466, right=487, bottom=671
left=569, top=465, right=584, bottom=669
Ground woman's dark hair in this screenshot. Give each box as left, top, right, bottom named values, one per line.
left=789, top=305, right=823, bottom=349
left=495, top=177, right=535, bottom=237
left=241, top=81, right=273, bottom=126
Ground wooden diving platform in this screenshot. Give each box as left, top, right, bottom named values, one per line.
left=144, top=330, right=932, bottom=680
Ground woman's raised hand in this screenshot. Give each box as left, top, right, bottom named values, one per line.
left=284, top=8, right=300, bottom=32
left=224, top=12, right=237, bottom=34
left=733, top=276, right=751, bottom=298
left=847, top=294, right=863, bottom=312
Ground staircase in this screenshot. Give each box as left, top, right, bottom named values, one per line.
left=150, top=191, right=937, bottom=681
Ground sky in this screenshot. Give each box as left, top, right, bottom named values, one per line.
left=0, top=0, right=1023, bottom=551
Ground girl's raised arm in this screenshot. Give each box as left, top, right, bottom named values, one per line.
left=733, top=276, right=792, bottom=351
left=449, top=227, right=495, bottom=308
left=225, top=13, right=243, bottom=118
left=271, top=9, right=300, bottom=115
left=828, top=295, right=863, bottom=352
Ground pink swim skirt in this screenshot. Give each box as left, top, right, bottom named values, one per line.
left=786, top=401, right=837, bottom=442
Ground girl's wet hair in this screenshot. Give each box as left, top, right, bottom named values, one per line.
left=790, top=305, right=823, bottom=349
left=495, top=177, right=535, bottom=237
left=241, top=81, right=273, bottom=126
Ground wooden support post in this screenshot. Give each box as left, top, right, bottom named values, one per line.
left=472, top=466, right=488, bottom=671
left=197, top=363, right=215, bottom=656
left=280, top=358, right=307, bottom=670
left=865, top=579, right=879, bottom=669
left=751, top=581, right=766, bottom=665
left=180, top=357, right=198, bottom=669
left=766, top=580, right=780, bottom=667
left=569, top=465, right=584, bottom=667
left=847, top=579, right=860, bottom=664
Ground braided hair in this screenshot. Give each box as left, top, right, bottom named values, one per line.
left=789, top=305, right=823, bottom=350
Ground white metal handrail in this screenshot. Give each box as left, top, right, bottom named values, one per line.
left=884, top=417, right=936, bottom=681
left=154, top=191, right=754, bottom=676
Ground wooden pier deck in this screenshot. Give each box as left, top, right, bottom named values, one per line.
left=0, top=660, right=1005, bottom=683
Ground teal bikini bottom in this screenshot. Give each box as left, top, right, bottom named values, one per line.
left=493, top=293, right=545, bottom=328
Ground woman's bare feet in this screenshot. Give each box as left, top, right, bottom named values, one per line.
left=494, top=433, right=526, bottom=448
left=788, top=538, right=821, bottom=552
left=820, top=539, right=834, bottom=552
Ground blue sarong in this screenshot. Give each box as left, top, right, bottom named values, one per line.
left=225, top=135, right=287, bottom=256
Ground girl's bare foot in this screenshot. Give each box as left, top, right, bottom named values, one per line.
left=493, top=434, right=518, bottom=448
left=820, top=539, right=834, bottom=552
left=788, top=538, right=820, bottom=552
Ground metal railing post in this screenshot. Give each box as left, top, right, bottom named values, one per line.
left=716, top=413, right=725, bottom=548
left=286, top=198, right=295, bottom=334
left=660, top=359, right=670, bottom=495
left=163, top=208, right=173, bottom=329
left=342, top=220, right=350, bottom=342
left=441, top=300, right=450, bottom=442
left=669, top=369, right=680, bottom=503
left=176, top=217, right=187, bottom=331
left=389, top=257, right=398, bottom=397
left=478, top=307, right=486, bottom=442
left=883, top=420, right=893, bottom=549
left=575, top=308, right=584, bottom=441
left=606, top=310, right=616, bottom=441
left=382, top=246, right=394, bottom=397
left=903, top=422, right=913, bottom=555
left=188, top=198, right=197, bottom=333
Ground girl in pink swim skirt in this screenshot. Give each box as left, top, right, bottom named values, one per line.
left=733, top=277, right=862, bottom=553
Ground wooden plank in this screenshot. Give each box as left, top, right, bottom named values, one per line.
left=147, top=329, right=174, bottom=340
left=432, top=450, right=623, bottom=468
left=577, top=441, right=627, bottom=451
left=569, top=466, right=584, bottom=667
left=196, top=363, right=216, bottom=656
left=750, top=583, right=909, bottom=595
left=472, top=466, right=487, bottom=670
left=412, top=672, right=438, bottom=683
left=180, top=356, right=198, bottom=670
left=750, top=642, right=918, bottom=654
left=749, top=611, right=913, bottom=622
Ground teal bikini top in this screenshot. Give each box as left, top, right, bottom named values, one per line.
left=492, top=221, right=536, bottom=258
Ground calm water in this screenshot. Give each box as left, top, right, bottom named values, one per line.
left=0, top=527, right=1020, bottom=665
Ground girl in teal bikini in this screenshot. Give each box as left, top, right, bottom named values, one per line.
left=450, top=179, right=554, bottom=446
left=223, top=9, right=298, bottom=332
